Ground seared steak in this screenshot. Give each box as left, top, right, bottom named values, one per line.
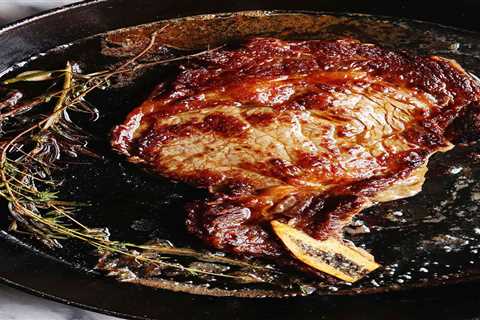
left=112, top=37, right=480, bottom=276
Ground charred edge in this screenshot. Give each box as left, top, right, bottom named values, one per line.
left=185, top=200, right=285, bottom=257
left=445, top=102, right=480, bottom=144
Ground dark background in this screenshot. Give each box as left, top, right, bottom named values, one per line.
left=0, top=1, right=79, bottom=25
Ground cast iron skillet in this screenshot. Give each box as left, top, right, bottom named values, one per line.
left=1, top=0, right=480, bottom=319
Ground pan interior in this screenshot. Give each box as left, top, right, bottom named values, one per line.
left=1, top=11, right=480, bottom=297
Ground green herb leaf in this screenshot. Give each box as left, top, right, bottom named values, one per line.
left=2, top=70, right=64, bottom=84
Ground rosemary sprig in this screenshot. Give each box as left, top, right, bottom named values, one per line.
left=0, top=31, right=272, bottom=281
left=2, top=69, right=66, bottom=85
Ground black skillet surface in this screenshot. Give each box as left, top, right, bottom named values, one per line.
left=2, top=0, right=480, bottom=319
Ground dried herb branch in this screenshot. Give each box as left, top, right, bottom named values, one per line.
left=0, top=32, right=275, bottom=282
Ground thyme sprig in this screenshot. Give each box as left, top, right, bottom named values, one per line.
left=0, top=31, right=270, bottom=282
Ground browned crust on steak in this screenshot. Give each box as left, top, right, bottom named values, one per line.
left=112, top=37, right=480, bottom=265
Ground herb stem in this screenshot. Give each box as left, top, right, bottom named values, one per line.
left=42, top=62, right=72, bottom=131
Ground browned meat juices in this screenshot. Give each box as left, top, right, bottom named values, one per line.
left=112, top=37, right=480, bottom=276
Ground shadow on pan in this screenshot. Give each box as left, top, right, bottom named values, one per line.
left=1, top=0, right=480, bottom=319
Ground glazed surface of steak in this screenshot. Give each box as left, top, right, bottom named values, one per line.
left=112, top=38, right=480, bottom=268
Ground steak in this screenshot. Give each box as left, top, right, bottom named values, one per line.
left=112, top=37, right=480, bottom=278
